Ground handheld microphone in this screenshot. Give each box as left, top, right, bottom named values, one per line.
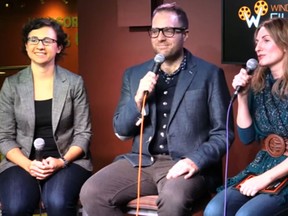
left=33, top=138, right=45, bottom=161
left=143, top=54, right=165, bottom=97
left=231, top=58, right=258, bottom=102
left=151, top=53, right=165, bottom=74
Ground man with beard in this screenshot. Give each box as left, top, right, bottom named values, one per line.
left=80, top=3, right=234, bottom=216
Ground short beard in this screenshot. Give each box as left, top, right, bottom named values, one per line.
left=163, top=49, right=184, bottom=62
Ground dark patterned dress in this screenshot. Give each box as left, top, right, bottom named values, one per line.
left=221, top=71, right=288, bottom=202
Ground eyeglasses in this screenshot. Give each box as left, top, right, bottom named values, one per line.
left=27, top=37, right=57, bottom=46
left=148, top=27, right=187, bottom=38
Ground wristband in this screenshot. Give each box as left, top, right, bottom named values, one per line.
left=61, top=157, right=69, bottom=168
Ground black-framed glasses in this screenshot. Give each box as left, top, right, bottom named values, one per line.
left=27, top=36, right=57, bottom=46
left=148, top=27, right=187, bottom=38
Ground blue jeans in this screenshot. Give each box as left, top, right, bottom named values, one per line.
left=204, top=187, right=288, bottom=216
left=0, top=164, right=91, bottom=216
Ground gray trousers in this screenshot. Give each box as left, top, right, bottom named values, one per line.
left=80, top=155, right=207, bottom=216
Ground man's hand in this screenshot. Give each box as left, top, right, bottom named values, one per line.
left=166, top=158, right=199, bottom=179
left=134, top=72, right=158, bottom=110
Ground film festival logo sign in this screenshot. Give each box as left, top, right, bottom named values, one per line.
left=238, top=0, right=288, bottom=28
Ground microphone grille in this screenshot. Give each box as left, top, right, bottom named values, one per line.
left=33, top=138, right=45, bottom=150
left=246, top=58, right=258, bottom=71
left=154, top=54, right=165, bottom=64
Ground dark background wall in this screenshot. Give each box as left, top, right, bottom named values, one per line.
left=0, top=0, right=260, bottom=179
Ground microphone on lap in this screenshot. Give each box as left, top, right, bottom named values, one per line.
left=33, top=138, right=45, bottom=212
left=33, top=138, right=45, bottom=161
left=231, top=58, right=258, bottom=102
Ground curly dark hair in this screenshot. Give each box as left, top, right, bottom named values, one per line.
left=22, top=17, right=68, bottom=62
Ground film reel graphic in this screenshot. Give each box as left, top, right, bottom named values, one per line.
left=255, top=0, right=268, bottom=16
left=238, top=6, right=251, bottom=21
left=238, top=0, right=268, bottom=21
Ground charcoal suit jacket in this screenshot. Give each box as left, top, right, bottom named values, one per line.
left=113, top=49, right=234, bottom=191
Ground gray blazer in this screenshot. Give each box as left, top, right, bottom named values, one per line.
left=0, top=65, right=92, bottom=173
left=113, top=49, right=234, bottom=191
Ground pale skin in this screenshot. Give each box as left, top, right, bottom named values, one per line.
left=6, top=26, right=83, bottom=180
left=232, top=26, right=288, bottom=196
left=134, top=11, right=198, bottom=180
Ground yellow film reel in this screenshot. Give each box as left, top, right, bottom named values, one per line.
left=238, top=6, right=251, bottom=21
left=254, top=0, right=268, bottom=16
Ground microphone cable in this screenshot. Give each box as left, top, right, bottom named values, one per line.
left=37, top=179, right=44, bottom=216
left=223, top=99, right=234, bottom=216
left=135, top=92, right=148, bottom=216
left=134, top=54, right=164, bottom=215
left=223, top=59, right=257, bottom=215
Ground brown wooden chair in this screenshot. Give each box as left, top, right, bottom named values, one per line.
left=125, top=193, right=212, bottom=216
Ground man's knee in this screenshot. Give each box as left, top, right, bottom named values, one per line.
left=157, top=190, right=192, bottom=215
left=80, top=178, right=97, bottom=204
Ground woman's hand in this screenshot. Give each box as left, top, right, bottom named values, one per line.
left=239, top=174, right=271, bottom=196
left=232, top=68, right=253, bottom=96
left=29, top=157, right=64, bottom=180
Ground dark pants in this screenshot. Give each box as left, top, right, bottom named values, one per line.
left=80, top=155, right=207, bottom=216
left=0, top=164, right=91, bottom=216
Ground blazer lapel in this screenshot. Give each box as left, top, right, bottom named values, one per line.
left=19, top=67, right=35, bottom=133
left=169, top=64, right=197, bottom=123
left=52, top=66, right=69, bottom=133
left=145, top=62, right=157, bottom=129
